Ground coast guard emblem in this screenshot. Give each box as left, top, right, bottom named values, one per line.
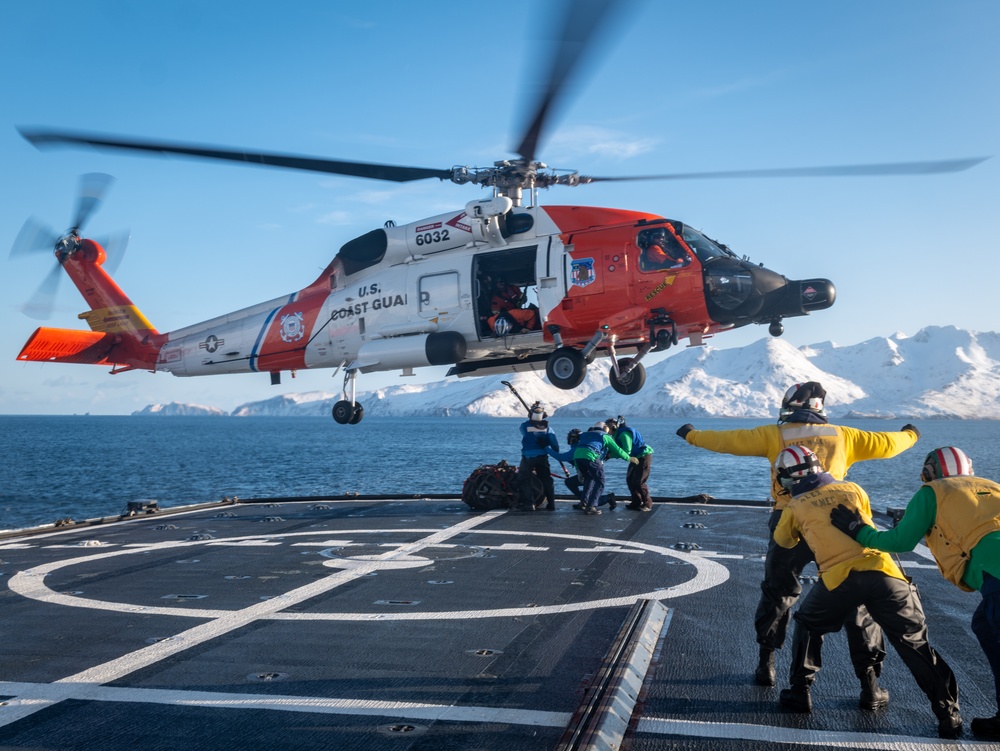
left=570, top=258, right=596, bottom=288
left=279, top=311, right=305, bottom=343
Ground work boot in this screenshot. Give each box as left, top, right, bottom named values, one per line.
left=585, top=506, right=602, bottom=515
left=936, top=707, right=963, bottom=739
left=971, top=714, right=1000, bottom=740
left=779, top=686, right=812, bottom=713
left=625, top=502, right=642, bottom=511
left=640, top=503, right=652, bottom=512
left=607, top=493, right=617, bottom=510
left=858, top=668, right=889, bottom=711
left=543, top=503, right=556, bottom=511
left=572, top=503, right=584, bottom=510
left=754, top=647, right=776, bottom=687
left=937, top=715, right=963, bottom=739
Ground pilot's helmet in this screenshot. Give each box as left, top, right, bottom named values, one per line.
left=590, top=421, right=608, bottom=433
left=493, top=316, right=512, bottom=337
left=567, top=428, right=581, bottom=445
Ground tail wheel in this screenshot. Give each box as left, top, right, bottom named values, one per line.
left=609, top=358, right=646, bottom=395
left=546, top=346, right=587, bottom=389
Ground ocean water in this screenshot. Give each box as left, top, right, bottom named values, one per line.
left=1, top=415, right=998, bottom=533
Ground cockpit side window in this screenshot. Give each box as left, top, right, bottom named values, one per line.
left=679, top=225, right=737, bottom=263
left=636, top=224, right=692, bottom=272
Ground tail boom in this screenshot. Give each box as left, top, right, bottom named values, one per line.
left=15, top=238, right=164, bottom=371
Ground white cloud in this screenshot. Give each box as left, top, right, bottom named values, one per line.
left=545, top=125, right=658, bottom=161
left=316, top=210, right=354, bottom=225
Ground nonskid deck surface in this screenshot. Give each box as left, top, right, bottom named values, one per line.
left=0, top=499, right=995, bottom=750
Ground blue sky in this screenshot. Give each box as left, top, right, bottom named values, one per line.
left=1, top=0, right=997, bottom=415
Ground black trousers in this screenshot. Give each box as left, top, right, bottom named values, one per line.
left=972, top=571, right=1000, bottom=708
left=626, top=454, right=653, bottom=507
left=791, top=570, right=959, bottom=720
left=517, top=455, right=555, bottom=508
left=756, top=509, right=884, bottom=677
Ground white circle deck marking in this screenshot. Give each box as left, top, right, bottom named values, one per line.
left=8, top=525, right=729, bottom=621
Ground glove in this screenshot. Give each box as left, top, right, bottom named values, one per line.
left=830, top=504, right=867, bottom=540
left=676, top=424, right=694, bottom=439
left=629, top=456, right=640, bottom=464
left=901, top=423, right=921, bottom=439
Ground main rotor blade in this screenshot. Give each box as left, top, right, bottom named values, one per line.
left=515, top=0, right=629, bottom=163
left=10, top=217, right=59, bottom=259
left=579, top=157, right=991, bottom=182
left=73, top=172, right=115, bottom=232
left=20, top=128, right=454, bottom=184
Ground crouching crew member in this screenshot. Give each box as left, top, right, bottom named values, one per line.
left=775, top=446, right=962, bottom=739
left=548, top=429, right=617, bottom=510
left=832, top=446, right=1000, bottom=741
left=573, top=422, right=636, bottom=515
left=606, top=416, right=654, bottom=511
left=676, top=381, right=919, bottom=686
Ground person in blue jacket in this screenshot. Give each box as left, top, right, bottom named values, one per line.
left=606, top=416, right=655, bottom=511
left=516, top=402, right=559, bottom=511
left=572, top=422, right=635, bottom=515
left=548, top=428, right=617, bottom=510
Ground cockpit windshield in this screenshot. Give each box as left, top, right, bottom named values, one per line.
left=679, top=225, right=737, bottom=263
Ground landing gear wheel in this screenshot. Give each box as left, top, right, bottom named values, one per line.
left=609, top=358, right=646, bottom=395
left=332, top=400, right=357, bottom=424
left=348, top=403, right=365, bottom=424
left=546, top=347, right=587, bottom=390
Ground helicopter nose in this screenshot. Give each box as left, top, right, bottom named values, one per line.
left=748, top=270, right=836, bottom=324
left=792, top=278, right=836, bottom=313
left=702, top=258, right=835, bottom=326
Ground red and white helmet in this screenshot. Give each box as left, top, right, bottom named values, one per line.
left=779, top=382, right=827, bottom=421
left=920, top=447, right=974, bottom=482
left=775, top=445, right=823, bottom=488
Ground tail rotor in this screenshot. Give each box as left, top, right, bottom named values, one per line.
left=9, top=173, right=128, bottom=319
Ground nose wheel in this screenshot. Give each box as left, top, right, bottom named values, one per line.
left=609, top=357, right=646, bottom=395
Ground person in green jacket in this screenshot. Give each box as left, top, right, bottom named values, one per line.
left=832, top=446, right=1000, bottom=741
left=573, top=422, right=636, bottom=516
left=606, top=416, right=655, bottom=511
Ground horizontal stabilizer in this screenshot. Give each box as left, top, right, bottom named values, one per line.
left=17, top=327, right=120, bottom=365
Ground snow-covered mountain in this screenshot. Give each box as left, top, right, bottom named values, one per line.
left=141, top=326, right=1000, bottom=419
left=229, top=367, right=610, bottom=418
left=132, top=402, right=227, bottom=417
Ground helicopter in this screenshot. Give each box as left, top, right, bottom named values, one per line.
left=10, top=1, right=986, bottom=425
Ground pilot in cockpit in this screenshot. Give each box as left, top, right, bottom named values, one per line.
left=638, top=227, right=691, bottom=271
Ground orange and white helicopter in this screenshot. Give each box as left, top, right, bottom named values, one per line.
left=10, top=1, right=985, bottom=425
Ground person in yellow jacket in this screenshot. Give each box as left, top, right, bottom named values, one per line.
left=774, top=446, right=962, bottom=739
left=831, top=446, right=1000, bottom=741
left=675, top=381, right=920, bottom=687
